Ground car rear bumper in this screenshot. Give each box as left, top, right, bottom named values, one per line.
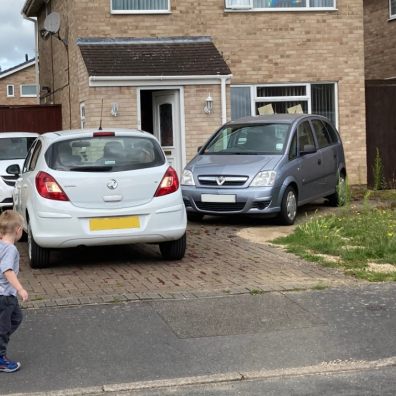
left=28, top=197, right=187, bottom=248
left=182, top=185, right=282, bottom=215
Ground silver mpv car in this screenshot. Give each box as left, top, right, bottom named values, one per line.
left=181, top=114, right=346, bottom=225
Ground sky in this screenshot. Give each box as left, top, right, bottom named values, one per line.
left=0, top=0, right=35, bottom=72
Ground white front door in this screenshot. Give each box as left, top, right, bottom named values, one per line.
left=152, top=90, right=182, bottom=175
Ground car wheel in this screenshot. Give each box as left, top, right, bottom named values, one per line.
left=159, top=233, right=187, bottom=261
left=187, top=212, right=204, bottom=222
left=28, top=222, right=50, bottom=268
left=327, top=174, right=346, bottom=207
left=279, top=186, right=298, bottom=225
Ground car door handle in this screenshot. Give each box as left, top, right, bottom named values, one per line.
left=318, top=159, right=322, bottom=165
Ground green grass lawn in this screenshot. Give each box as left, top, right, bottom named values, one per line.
left=273, top=190, right=396, bottom=282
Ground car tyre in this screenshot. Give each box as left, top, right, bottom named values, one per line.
left=327, top=174, right=346, bottom=207
left=28, top=222, right=50, bottom=268
left=187, top=212, right=204, bottom=222
left=159, top=233, right=186, bottom=260
left=279, top=186, right=298, bottom=225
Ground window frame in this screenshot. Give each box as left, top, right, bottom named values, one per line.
left=110, top=0, right=171, bottom=14
left=231, top=82, right=338, bottom=128
left=6, top=84, right=15, bottom=98
left=20, top=84, right=38, bottom=98
left=225, top=0, right=336, bottom=12
left=390, top=0, right=396, bottom=20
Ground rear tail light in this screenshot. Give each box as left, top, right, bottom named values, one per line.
left=154, top=167, right=179, bottom=197
left=35, top=172, right=69, bottom=201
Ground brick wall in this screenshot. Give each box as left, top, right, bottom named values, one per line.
left=0, top=64, right=37, bottom=106
left=364, top=0, right=396, bottom=80
left=34, top=0, right=367, bottom=183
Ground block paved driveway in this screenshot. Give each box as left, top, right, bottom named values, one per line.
left=18, top=207, right=359, bottom=309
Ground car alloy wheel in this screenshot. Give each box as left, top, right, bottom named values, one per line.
left=279, top=186, right=298, bottom=225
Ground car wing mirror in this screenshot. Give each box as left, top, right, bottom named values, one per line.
left=300, top=144, right=316, bottom=155
left=6, top=164, right=21, bottom=176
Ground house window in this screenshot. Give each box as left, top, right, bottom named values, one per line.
left=111, top=0, right=170, bottom=13
left=6, top=85, right=15, bottom=97
left=80, top=102, right=86, bottom=129
left=20, top=84, right=38, bottom=97
left=231, top=83, right=337, bottom=126
left=225, top=0, right=335, bottom=11
left=390, top=0, right=396, bottom=18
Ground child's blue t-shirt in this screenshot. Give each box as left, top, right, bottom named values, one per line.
left=0, top=241, right=19, bottom=297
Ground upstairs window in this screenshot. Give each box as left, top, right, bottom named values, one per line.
left=111, top=0, right=170, bottom=14
left=390, top=0, right=396, bottom=19
left=7, top=85, right=15, bottom=97
left=225, top=0, right=336, bottom=11
left=20, top=84, right=38, bottom=97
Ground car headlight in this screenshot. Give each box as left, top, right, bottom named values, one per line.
left=181, top=169, right=195, bottom=186
left=250, top=171, right=276, bottom=187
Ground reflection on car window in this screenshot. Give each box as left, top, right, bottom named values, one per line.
left=0, top=137, right=36, bottom=161
left=289, top=133, right=298, bottom=161
left=204, top=124, right=290, bottom=155
left=311, top=120, right=332, bottom=148
left=297, top=122, right=315, bottom=151
left=28, top=141, right=42, bottom=171
left=45, top=136, right=165, bottom=172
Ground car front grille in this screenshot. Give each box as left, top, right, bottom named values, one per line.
left=195, top=201, right=246, bottom=212
left=1, top=176, right=18, bottom=187
left=198, top=175, right=248, bottom=187
left=1, top=197, right=13, bottom=204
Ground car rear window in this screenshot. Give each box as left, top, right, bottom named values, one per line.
left=0, top=137, right=36, bottom=160
left=45, top=136, right=165, bottom=172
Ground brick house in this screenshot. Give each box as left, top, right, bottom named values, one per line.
left=0, top=58, right=38, bottom=105
left=22, top=0, right=366, bottom=183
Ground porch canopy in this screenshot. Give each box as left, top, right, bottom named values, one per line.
left=78, top=36, right=232, bottom=84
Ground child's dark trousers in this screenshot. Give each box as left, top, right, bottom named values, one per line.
left=0, top=295, right=23, bottom=356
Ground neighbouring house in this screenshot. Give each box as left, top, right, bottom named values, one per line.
left=22, top=0, right=366, bottom=183
left=363, top=0, right=396, bottom=187
left=0, top=57, right=38, bottom=106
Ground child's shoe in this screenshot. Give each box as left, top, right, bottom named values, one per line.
left=0, top=356, right=21, bottom=373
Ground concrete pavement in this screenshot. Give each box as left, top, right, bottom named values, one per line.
left=2, top=283, right=396, bottom=395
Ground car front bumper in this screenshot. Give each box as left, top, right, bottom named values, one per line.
left=0, top=177, right=14, bottom=208
left=182, top=185, right=282, bottom=216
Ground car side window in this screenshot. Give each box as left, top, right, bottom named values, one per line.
left=323, top=122, right=339, bottom=144
left=288, top=132, right=298, bottom=161
left=22, top=141, right=37, bottom=173
left=27, top=141, right=42, bottom=172
left=297, top=121, right=315, bottom=152
left=311, top=119, right=332, bottom=149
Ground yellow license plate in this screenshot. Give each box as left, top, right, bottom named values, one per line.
left=89, top=216, right=140, bottom=231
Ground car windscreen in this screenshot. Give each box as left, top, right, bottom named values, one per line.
left=203, top=124, right=291, bottom=155
left=45, top=136, right=166, bottom=172
left=0, top=137, right=37, bottom=160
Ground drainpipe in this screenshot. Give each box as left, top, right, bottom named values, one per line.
left=22, top=13, right=40, bottom=104
left=220, top=75, right=231, bottom=125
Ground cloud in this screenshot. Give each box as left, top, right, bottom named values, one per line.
left=0, top=0, right=35, bottom=71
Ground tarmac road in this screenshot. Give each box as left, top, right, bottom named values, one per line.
left=2, top=283, right=396, bottom=395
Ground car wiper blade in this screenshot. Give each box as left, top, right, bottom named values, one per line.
left=69, top=166, right=113, bottom=172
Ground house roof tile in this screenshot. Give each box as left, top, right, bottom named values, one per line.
left=78, top=37, right=231, bottom=77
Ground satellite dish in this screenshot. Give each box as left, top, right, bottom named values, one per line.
left=44, top=12, right=61, bottom=34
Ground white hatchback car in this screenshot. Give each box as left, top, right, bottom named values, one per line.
left=8, top=129, right=187, bottom=268
left=0, top=132, right=38, bottom=209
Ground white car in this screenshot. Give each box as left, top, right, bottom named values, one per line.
left=0, top=132, right=38, bottom=209
left=9, top=129, right=187, bottom=268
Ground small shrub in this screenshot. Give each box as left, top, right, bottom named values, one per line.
left=372, top=148, right=385, bottom=190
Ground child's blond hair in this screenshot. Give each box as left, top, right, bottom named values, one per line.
left=0, top=210, right=24, bottom=237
